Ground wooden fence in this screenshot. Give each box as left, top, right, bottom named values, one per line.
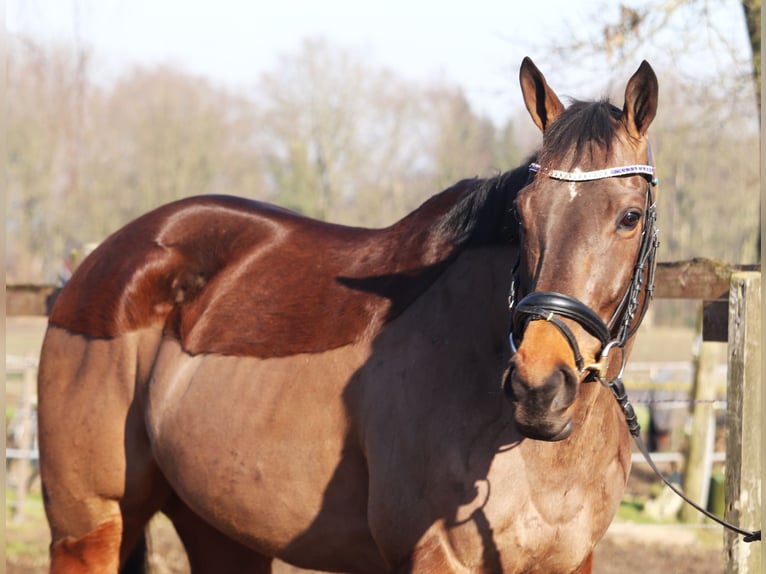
left=723, top=272, right=761, bottom=573
left=6, top=355, right=39, bottom=523
left=5, top=257, right=758, bottom=320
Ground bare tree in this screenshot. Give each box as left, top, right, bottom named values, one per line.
left=93, top=66, right=266, bottom=231
left=7, top=39, right=267, bottom=281
left=254, top=38, right=526, bottom=227
left=526, top=1, right=758, bottom=123
left=7, top=37, right=92, bottom=281
left=740, top=0, right=760, bottom=113
left=596, top=0, right=759, bottom=118
left=429, top=87, right=497, bottom=187
left=253, top=38, right=432, bottom=225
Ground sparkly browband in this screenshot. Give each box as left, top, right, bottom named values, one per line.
left=529, top=162, right=657, bottom=184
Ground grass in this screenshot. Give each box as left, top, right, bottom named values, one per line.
left=6, top=488, right=50, bottom=568
left=6, top=489, right=45, bottom=517
left=617, top=498, right=652, bottom=523
left=615, top=490, right=725, bottom=550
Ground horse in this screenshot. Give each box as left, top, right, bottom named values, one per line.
left=37, top=57, right=658, bottom=574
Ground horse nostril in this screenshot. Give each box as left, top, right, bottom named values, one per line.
left=549, top=366, right=578, bottom=413
left=504, top=363, right=577, bottom=414
left=502, top=362, right=523, bottom=401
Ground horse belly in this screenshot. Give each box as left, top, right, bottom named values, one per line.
left=146, top=338, right=384, bottom=569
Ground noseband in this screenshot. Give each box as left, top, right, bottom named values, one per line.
left=508, top=156, right=660, bottom=381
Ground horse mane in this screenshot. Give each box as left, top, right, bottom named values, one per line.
left=433, top=156, right=533, bottom=250
left=540, top=99, right=622, bottom=169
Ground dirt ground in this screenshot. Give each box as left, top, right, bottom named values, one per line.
left=6, top=524, right=725, bottom=574
left=593, top=523, right=723, bottom=574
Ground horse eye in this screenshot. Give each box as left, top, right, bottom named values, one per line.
left=618, top=210, right=642, bottom=230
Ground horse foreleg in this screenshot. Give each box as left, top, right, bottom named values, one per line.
left=46, top=499, right=153, bottom=574
left=49, top=519, right=122, bottom=573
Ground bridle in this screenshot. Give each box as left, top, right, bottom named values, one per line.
left=505, top=149, right=761, bottom=543
left=507, top=154, right=659, bottom=382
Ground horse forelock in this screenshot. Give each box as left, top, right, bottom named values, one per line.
left=539, top=100, right=623, bottom=169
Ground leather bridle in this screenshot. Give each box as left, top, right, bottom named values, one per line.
left=507, top=154, right=659, bottom=382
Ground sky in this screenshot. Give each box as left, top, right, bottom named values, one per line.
left=7, top=0, right=633, bottom=125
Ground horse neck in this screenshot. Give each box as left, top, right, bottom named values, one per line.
left=390, top=166, right=526, bottom=257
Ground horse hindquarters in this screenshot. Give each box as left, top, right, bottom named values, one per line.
left=38, top=326, right=169, bottom=573
left=38, top=326, right=277, bottom=574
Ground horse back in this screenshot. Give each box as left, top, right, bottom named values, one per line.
left=49, top=191, right=468, bottom=358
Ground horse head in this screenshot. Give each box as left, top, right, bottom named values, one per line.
left=504, top=57, right=659, bottom=441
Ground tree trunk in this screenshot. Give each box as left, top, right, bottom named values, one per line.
left=741, top=0, right=761, bottom=119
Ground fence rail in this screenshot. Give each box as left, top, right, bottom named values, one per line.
left=6, top=448, right=39, bottom=460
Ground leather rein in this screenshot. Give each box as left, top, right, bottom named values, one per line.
left=507, top=154, right=761, bottom=543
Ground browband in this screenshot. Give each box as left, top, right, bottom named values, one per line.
left=529, top=162, right=657, bottom=184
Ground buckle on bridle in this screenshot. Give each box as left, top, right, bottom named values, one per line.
left=582, top=340, right=624, bottom=381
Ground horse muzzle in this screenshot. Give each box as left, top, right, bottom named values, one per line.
left=502, top=289, right=614, bottom=441
left=503, top=358, right=578, bottom=442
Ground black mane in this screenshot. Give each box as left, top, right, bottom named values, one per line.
left=435, top=156, right=534, bottom=249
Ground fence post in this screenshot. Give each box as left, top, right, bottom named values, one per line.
left=724, top=272, right=761, bottom=573
left=680, top=311, right=718, bottom=524
left=12, top=360, right=37, bottom=522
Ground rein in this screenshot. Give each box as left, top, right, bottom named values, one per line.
left=609, top=377, right=761, bottom=542
left=508, top=155, right=761, bottom=543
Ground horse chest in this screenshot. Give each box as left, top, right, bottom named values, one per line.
left=401, top=441, right=627, bottom=573
left=361, top=384, right=629, bottom=573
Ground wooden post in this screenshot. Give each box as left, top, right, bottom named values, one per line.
left=680, top=311, right=718, bottom=524
left=724, top=272, right=761, bottom=573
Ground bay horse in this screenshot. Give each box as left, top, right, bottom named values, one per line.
left=38, top=57, right=659, bottom=573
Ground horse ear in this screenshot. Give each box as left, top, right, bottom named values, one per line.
left=519, top=57, right=565, bottom=132
left=622, top=61, right=658, bottom=139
